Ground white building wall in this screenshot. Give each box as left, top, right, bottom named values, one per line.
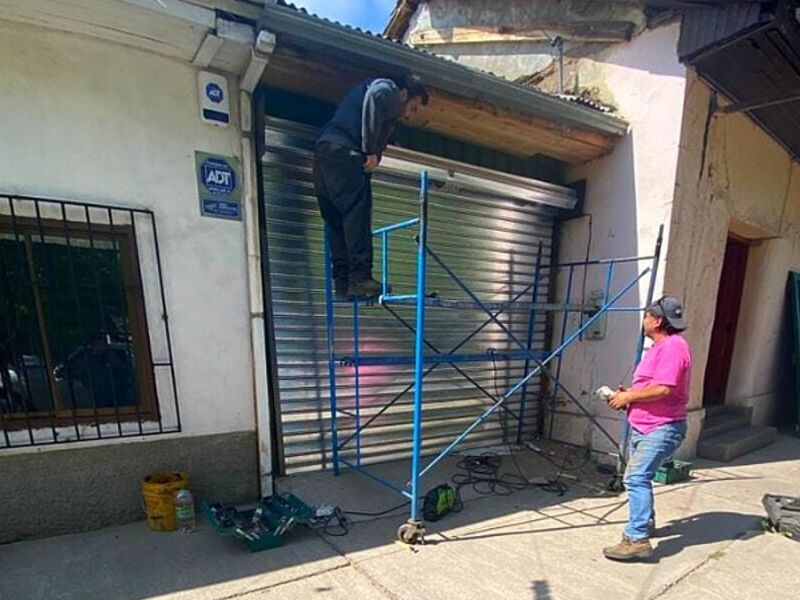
left=0, top=20, right=255, bottom=443
left=555, top=23, right=688, bottom=455
left=667, top=72, right=800, bottom=430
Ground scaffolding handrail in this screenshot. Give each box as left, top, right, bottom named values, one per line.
left=372, top=218, right=419, bottom=236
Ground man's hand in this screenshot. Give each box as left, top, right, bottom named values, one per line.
left=364, top=154, right=380, bottom=172
left=608, top=390, right=633, bottom=411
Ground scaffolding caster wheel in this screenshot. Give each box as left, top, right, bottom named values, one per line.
left=397, top=520, right=426, bottom=545
left=607, top=475, right=624, bottom=493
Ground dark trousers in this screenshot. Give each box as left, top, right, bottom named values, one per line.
left=312, top=143, right=373, bottom=286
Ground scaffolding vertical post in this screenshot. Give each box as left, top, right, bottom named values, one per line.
left=381, top=232, right=389, bottom=297
left=353, top=298, right=362, bottom=467
left=603, top=262, right=615, bottom=304
left=517, top=241, right=544, bottom=444
left=548, top=264, right=575, bottom=439
left=636, top=226, right=664, bottom=365
left=409, top=171, right=429, bottom=524
left=323, top=229, right=340, bottom=476
left=618, top=225, right=664, bottom=474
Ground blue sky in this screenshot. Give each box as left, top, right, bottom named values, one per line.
left=289, top=0, right=397, bottom=33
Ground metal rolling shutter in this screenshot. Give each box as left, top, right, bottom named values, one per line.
left=261, top=117, right=574, bottom=474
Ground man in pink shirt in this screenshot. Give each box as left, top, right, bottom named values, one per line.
left=603, top=296, right=692, bottom=561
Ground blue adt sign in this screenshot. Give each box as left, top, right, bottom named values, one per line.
left=201, top=158, right=236, bottom=195
left=205, top=82, right=224, bottom=104
left=195, top=152, right=242, bottom=221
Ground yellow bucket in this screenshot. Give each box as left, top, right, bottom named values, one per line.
left=142, top=472, right=189, bottom=532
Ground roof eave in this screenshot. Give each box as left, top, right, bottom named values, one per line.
left=261, top=3, right=629, bottom=139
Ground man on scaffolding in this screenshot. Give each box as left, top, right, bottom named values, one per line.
left=603, top=296, right=691, bottom=561
left=313, top=73, right=429, bottom=300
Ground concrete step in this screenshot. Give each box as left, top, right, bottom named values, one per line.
left=700, top=413, right=751, bottom=441
left=697, top=425, right=778, bottom=462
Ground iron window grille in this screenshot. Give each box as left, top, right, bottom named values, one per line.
left=0, top=194, right=180, bottom=447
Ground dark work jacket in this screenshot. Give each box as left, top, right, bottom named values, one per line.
left=317, top=79, right=403, bottom=156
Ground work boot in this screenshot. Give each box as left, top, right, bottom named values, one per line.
left=603, top=535, right=653, bottom=561
left=347, top=278, right=390, bottom=299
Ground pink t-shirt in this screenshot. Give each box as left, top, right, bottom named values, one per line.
left=628, top=334, right=692, bottom=434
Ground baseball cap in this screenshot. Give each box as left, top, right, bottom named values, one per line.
left=647, top=296, right=687, bottom=331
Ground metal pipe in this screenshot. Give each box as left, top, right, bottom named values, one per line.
left=548, top=264, right=574, bottom=439
left=518, top=241, right=544, bottom=443
left=381, top=294, right=418, bottom=302
left=603, top=262, right=614, bottom=305
left=372, top=217, right=420, bottom=236
left=409, top=171, right=429, bottom=523
left=381, top=232, right=389, bottom=297
left=554, top=254, right=655, bottom=268
left=242, top=102, right=275, bottom=494
left=323, top=229, right=340, bottom=476
left=617, top=225, right=664, bottom=473
left=353, top=298, right=361, bottom=467
left=340, top=459, right=407, bottom=495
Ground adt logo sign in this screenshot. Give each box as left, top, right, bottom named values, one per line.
left=205, top=82, right=224, bottom=104
left=201, top=159, right=236, bottom=195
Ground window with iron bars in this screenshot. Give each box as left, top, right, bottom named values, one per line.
left=0, top=195, right=180, bottom=447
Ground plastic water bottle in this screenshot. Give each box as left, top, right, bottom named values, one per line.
left=174, top=488, right=196, bottom=533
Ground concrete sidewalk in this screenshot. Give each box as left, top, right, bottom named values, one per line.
left=2, top=436, right=799, bottom=600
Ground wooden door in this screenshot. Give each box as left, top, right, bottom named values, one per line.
left=703, top=237, right=749, bottom=406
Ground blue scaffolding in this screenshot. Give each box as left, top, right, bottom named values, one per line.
left=323, top=171, right=663, bottom=543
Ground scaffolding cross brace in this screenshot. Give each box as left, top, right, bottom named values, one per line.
left=322, top=171, right=663, bottom=538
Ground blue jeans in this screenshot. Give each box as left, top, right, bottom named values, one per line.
left=623, top=420, right=687, bottom=540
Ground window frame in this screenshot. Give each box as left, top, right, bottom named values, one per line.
left=0, top=214, right=159, bottom=430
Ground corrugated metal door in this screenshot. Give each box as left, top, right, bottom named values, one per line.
left=261, top=117, right=573, bottom=474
